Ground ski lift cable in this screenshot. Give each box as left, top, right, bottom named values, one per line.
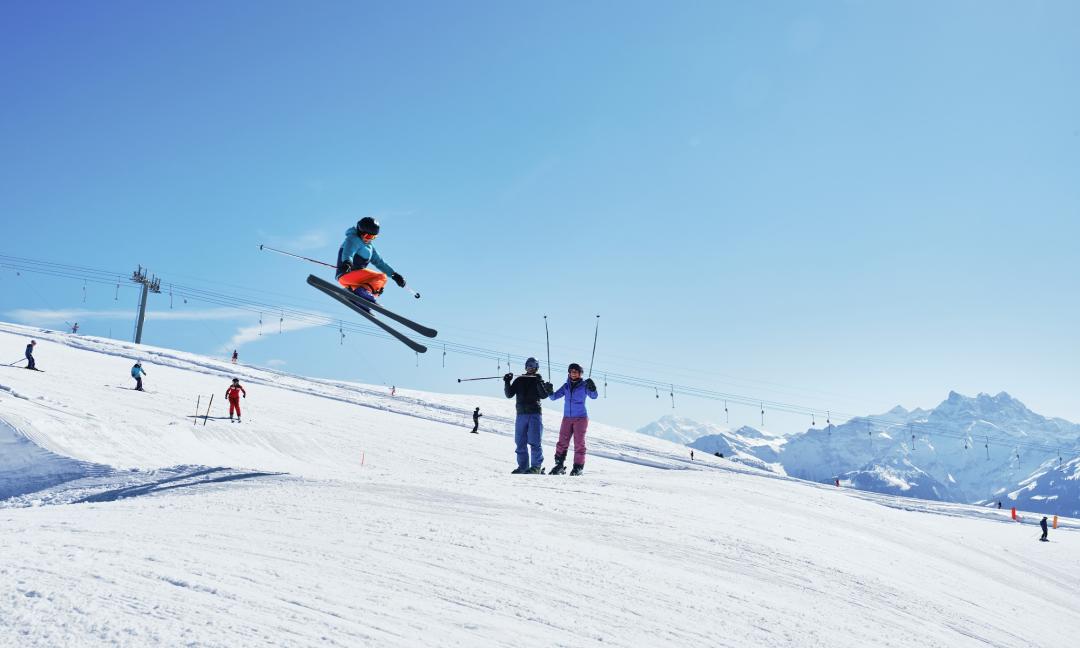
left=4, top=255, right=1079, bottom=456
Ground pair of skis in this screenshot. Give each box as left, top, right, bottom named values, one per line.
left=307, top=275, right=437, bottom=354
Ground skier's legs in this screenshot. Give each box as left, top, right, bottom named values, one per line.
left=26, top=355, right=35, bottom=370
left=135, top=376, right=143, bottom=391
left=514, top=415, right=529, bottom=469
left=570, top=417, right=589, bottom=466
left=527, top=413, right=544, bottom=468
left=337, top=269, right=388, bottom=295
left=555, top=418, right=573, bottom=457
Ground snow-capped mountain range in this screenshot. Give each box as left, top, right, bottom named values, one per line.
left=638, top=392, right=1080, bottom=516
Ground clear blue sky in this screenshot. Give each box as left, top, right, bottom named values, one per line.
left=2, top=1, right=1078, bottom=433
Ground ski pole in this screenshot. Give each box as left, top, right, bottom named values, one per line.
left=202, top=394, right=214, bottom=426
left=457, top=376, right=505, bottom=382
left=403, top=285, right=421, bottom=300
left=587, top=314, right=599, bottom=378
left=544, top=315, right=551, bottom=381
left=194, top=395, right=200, bottom=426
left=258, top=244, right=335, bottom=268
left=6, top=358, right=26, bottom=366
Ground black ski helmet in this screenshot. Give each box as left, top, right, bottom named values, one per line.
left=568, top=362, right=583, bottom=373
left=356, top=217, right=380, bottom=236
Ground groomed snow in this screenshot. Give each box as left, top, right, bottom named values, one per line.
left=1, top=322, right=1077, bottom=647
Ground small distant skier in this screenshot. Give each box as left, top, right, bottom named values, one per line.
left=131, top=362, right=146, bottom=391
left=834, top=478, right=840, bottom=487
left=226, top=378, right=246, bottom=422
left=997, top=501, right=1002, bottom=509
left=335, top=217, right=407, bottom=309
left=690, top=450, right=695, bottom=461
left=504, top=357, right=551, bottom=474
left=471, top=407, right=482, bottom=434
left=231, top=349, right=238, bottom=364
left=1040, top=516, right=1049, bottom=541
left=547, top=362, right=598, bottom=476
left=715, top=451, right=724, bottom=458
left=71, top=322, right=79, bottom=334
left=390, top=385, right=396, bottom=397
left=24, top=340, right=36, bottom=370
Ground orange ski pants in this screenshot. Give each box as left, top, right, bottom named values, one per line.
left=338, top=269, right=387, bottom=295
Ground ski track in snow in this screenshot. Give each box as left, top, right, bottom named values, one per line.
left=1, top=322, right=1078, bottom=647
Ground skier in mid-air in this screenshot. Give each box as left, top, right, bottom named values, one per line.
left=504, top=357, right=551, bottom=474
left=226, top=378, right=246, bottom=422
left=547, top=362, right=598, bottom=476
left=335, top=217, right=407, bottom=309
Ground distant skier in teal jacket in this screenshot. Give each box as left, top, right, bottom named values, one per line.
left=131, top=362, right=147, bottom=391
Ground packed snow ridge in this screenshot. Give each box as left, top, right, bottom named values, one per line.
left=1, top=322, right=1077, bottom=647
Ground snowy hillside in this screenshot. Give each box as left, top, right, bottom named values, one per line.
left=1, top=322, right=1078, bottom=647
left=1007, top=454, right=1080, bottom=518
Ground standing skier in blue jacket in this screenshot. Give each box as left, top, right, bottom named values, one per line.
left=548, top=362, right=598, bottom=475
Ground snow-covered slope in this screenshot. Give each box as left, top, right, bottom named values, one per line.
left=1006, top=454, right=1080, bottom=517
left=1, top=322, right=1078, bottom=647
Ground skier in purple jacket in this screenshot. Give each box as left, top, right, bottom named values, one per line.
left=547, top=362, right=598, bottom=475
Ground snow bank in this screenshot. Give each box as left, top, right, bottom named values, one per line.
left=1, top=322, right=1078, bottom=647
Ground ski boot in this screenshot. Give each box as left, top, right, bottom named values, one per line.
left=549, top=454, right=567, bottom=475
left=349, top=286, right=378, bottom=312
left=511, top=466, right=529, bottom=474
left=569, top=464, right=584, bottom=476
left=526, top=466, right=546, bottom=474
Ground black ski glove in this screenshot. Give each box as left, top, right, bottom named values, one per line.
left=503, top=373, right=513, bottom=382
left=391, top=272, right=406, bottom=288
left=585, top=378, right=597, bottom=392
left=544, top=382, right=554, bottom=395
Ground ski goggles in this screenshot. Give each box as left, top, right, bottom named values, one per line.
left=360, top=233, right=378, bottom=240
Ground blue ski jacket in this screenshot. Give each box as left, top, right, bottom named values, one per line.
left=550, top=379, right=598, bottom=418
left=336, top=227, right=396, bottom=278
left=131, top=364, right=145, bottom=378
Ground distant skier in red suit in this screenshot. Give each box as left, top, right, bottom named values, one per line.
left=226, top=378, right=246, bottom=422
